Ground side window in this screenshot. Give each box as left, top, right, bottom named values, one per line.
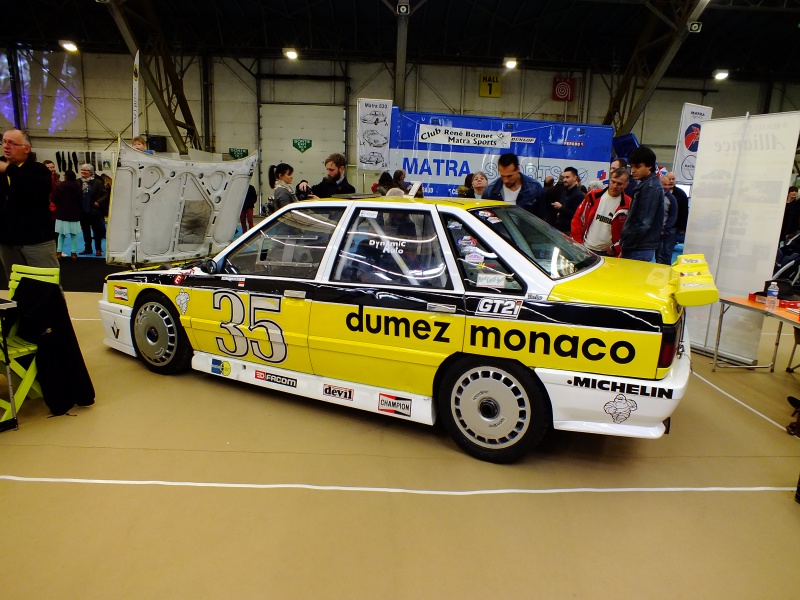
left=330, top=208, right=452, bottom=289
left=224, top=207, right=344, bottom=278
left=442, top=216, right=522, bottom=292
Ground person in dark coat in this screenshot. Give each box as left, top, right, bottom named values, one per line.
left=482, top=152, right=546, bottom=218
left=52, top=170, right=83, bottom=259
left=0, top=129, right=59, bottom=280
left=78, top=163, right=109, bottom=256
left=240, top=184, right=257, bottom=232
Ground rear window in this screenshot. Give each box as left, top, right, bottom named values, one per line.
left=470, top=206, right=598, bottom=279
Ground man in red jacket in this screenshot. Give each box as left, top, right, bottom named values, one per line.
left=570, top=168, right=631, bottom=256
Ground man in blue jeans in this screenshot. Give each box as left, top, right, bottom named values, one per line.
left=619, top=146, right=664, bottom=262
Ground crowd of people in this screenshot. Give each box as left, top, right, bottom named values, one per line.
left=0, top=126, right=699, bottom=282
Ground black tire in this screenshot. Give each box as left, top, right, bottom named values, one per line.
left=437, top=358, right=550, bottom=463
left=131, top=294, right=193, bottom=375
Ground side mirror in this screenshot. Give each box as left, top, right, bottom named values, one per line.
left=201, top=259, right=218, bottom=274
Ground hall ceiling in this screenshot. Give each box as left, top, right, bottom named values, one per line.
left=9, top=0, right=800, bottom=83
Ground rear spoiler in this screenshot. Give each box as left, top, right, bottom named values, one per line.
left=668, top=254, right=719, bottom=307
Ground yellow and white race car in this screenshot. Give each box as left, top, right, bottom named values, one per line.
left=99, top=147, right=717, bottom=462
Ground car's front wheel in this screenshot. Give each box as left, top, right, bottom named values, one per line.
left=438, top=358, right=550, bottom=463
left=132, top=294, right=193, bottom=374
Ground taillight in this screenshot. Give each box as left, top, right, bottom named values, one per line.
left=658, top=313, right=684, bottom=368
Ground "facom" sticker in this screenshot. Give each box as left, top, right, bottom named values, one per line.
left=255, top=371, right=297, bottom=388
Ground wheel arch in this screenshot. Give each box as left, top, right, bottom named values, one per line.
left=432, top=352, right=554, bottom=423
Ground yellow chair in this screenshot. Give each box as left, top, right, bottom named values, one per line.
left=0, top=265, right=60, bottom=430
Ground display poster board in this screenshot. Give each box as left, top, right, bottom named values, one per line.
left=36, top=148, right=117, bottom=176
left=672, top=103, right=712, bottom=186
left=684, top=111, right=800, bottom=362
left=387, top=109, right=613, bottom=197
left=356, top=98, right=392, bottom=170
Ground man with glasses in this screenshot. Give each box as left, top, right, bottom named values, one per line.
left=0, top=129, right=59, bottom=279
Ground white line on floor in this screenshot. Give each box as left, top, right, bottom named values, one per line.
left=693, top=373, right=787, bottom=430
left=0, top=475, right=793, bottom=495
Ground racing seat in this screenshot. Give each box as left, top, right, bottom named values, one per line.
left=0, top=265, right=61, bottom=431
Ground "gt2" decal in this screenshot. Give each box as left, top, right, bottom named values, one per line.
left=475, top=298, right=522, bottom=319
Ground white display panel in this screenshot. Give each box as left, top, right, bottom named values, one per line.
left=684, top=111, right=800, bottom=362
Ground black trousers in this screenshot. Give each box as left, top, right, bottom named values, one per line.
left=80, top=213, right=106, bottom=252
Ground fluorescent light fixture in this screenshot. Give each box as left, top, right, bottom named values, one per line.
left=59, top=40, right=78, bottom=52
left=504, top=57, right=517, bottom=69
left=283, top=47, right=298, bottom=60
left=712, top=69, right=729, bottom=81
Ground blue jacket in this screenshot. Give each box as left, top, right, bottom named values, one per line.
left=483, top=173, right=546, bottom=219
left=620, top=171, right=664, bottom=252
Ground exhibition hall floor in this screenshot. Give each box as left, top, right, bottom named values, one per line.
left=1, top=292, right=799, bottom=599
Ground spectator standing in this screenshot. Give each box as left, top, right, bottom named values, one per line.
left=611, top=156, right=638, bottom=197
left=465, top=171, right=488, bottom=199
left=781, top=186, right=800, bottom=243
left=657, top=175, right=679, bottom=264
left=297, top=153, right=355, bottom=198
left=132, top=135, right=154, bottom=154
left=240, top=184, right=257, bottom=232
left=78, top=163, right=109, bottom=256
left=0, top=129, right=59, bottom=279
left=482, top=153, right=546, bottom=218
left=554, top=167, right=585, bottom=233
left=42, top=159, right=60, bottom=232
left=667, top=172, right=690, bottom=242
left=376, top=171, right=397, bottom=195
left=570, top=168, right=630, bottom=256
left=457, top=173, right=474, bottom=198
left=543, top=174, right=561, bottom=226
left=269, top=163, right=298, bottom=210
left=393, top=169, right=411, bottom=192
left=52, top=170, right=83, bottom=260
left=619, top=146, right=664, bottom=262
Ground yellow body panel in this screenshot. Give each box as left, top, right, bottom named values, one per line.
left=463, top=316, right=662, bottom=379
left=308, top=302, right=465, bottom=396
left=549, top=257, right=681, bottom=323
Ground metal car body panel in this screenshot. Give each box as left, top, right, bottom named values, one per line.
left=107, top=142, right=258, bottom=267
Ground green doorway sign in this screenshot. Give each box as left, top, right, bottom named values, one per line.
left=293, top=139, right=312, bottom=153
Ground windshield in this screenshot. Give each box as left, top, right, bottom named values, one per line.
left=470, top=206, right=599, bottom=279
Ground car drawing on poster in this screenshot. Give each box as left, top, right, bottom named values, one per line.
left=362, top=129, right=388, bottom=148
left=359, top=151, right=384, bottom=166
left=360, top=110, right=387, bottom=125
left=100, top=148, right=718, bottom=463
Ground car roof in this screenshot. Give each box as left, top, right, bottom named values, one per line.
left=307, top=195, right=506, bottom=211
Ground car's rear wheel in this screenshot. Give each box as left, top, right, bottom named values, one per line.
left=132, top=294, right=193, bottom=374
left=438, top=358, right=550, bottom=463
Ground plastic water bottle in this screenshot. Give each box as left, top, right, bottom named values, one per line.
left=765, top=281, right=779, bottom=311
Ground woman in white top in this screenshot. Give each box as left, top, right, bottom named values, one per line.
left=269, top=163, right=298, bottom=209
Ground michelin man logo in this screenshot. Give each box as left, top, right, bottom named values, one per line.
left=175, top=288, right=190, bottom=315
left=603, top=394, right=637, bottom=424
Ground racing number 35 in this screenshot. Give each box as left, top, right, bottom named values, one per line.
left=212, top=290, right=287, bottom=363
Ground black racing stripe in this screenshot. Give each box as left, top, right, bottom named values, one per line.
left=315, top=284, right=466, bottom=314
left=464, top=296, right=662, bottom=332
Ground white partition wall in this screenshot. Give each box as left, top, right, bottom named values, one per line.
left=685, top=111, right=800, bottom=362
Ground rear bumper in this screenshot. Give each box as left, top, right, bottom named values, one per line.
left=537, top=343, right=691, bottom=439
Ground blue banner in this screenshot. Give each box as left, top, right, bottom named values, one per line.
left=387, top=109, right=614, bottom=197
